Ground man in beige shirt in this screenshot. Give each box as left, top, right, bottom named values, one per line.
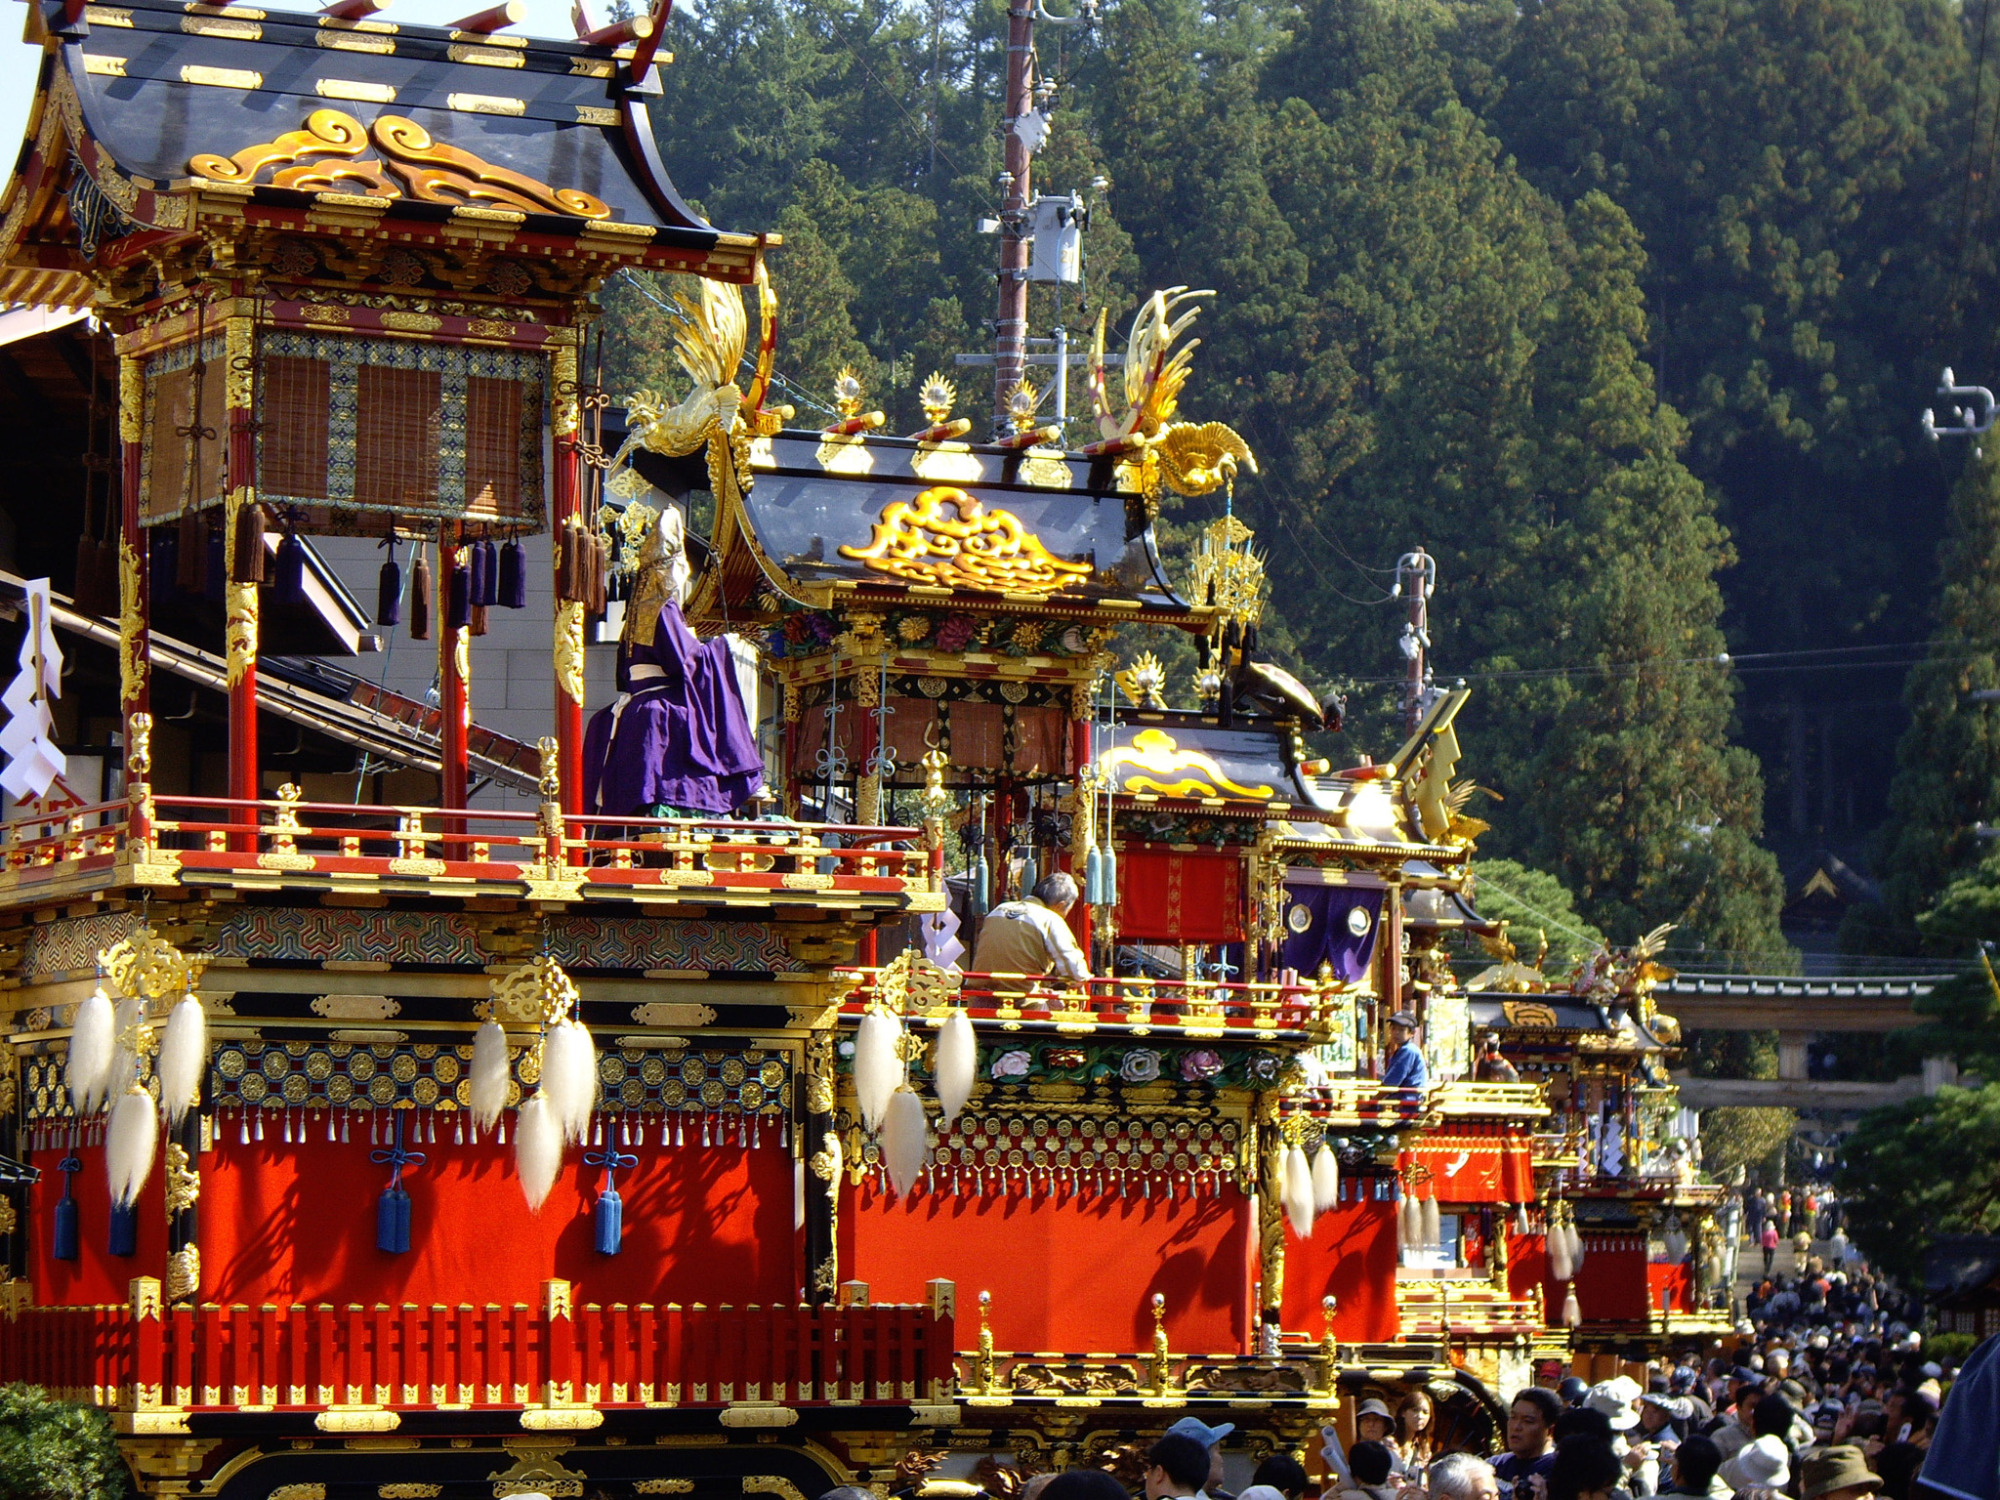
left=969, top=872, right=1091, bottom=986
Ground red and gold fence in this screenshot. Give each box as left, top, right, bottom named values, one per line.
left=0, top=1283, right=954, bottom=1415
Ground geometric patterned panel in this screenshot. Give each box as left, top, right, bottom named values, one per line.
left=20, top=1040, right=794, bottom=1121
left=543, top=914, right=803, bottom=974
left=22, top=909, right=143, bottom=980
left=21, top=907, right=805, bottom=980
left=209, top=906, right=488, bottom=966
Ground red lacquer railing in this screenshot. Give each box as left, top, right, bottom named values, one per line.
left=837, top=967, right=1332, bottom=1037
left=0, top=1285, right=954, bottom=1413
left=0, top=793, right=931, bottom=898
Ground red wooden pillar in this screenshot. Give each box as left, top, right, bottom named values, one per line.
left=550, top=338, right=584, bottom=826
left=223, top=304, right=259, bottom=826
left=116, top=351, right=152, bottom=842
left=438, top=539, right=468, bottom=814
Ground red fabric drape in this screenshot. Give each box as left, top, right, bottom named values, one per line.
left=1548, top=1233, right=1651, bottom=1326
left=845, top=1182, right=1248, bottom=1354
left=1400, top=1134, right=1537, bottom=1205
left=1280, top=1197, right=1399, bottom=1343
left=1114, top=850, right=1244, bottom=943
left=31, top=1134, right=799, bottom=1310
left=1648, top=1261, right=1691, bottom=1314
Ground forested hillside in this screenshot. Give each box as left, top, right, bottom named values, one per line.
left=604, top=0, right=2000, bottom=961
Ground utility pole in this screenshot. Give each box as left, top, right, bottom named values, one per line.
left=1394, top=548, right=1435, bottom=736
left=993, top=0, right=1035, bottom=430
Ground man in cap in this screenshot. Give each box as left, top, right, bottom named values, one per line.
left=1166, top=1416, right=1237, bottom=1500
left=1799, top=1446, right=1882, bottom=1500
left=1381, top=1012, right=1428, bottom=1090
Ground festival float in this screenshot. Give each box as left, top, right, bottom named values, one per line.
left=0, top=0, right=1723, bottom=1491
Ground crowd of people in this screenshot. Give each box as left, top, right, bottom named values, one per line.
left=876, top=1333, right=1981, bottom=1500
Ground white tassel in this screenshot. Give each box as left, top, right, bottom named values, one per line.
left=880, top=1087, right=929, bottom=1198
left=1283, top=1145, right=1316, bottom=1239
left=514, top=1093, right=563, bottom=1211
left=1399, top=1191, right=1422, bottom=1249
left=541, top=1019, right=597, bottom=1145
left=1549, top=1222, right=1575, bottom=1283
left=1312, top=1144, right=1341, bottom=1213
left=853, top=1010, right=901, bottom=1132
left=469, top=1021, right=509, bottom=1131
left=1568, top=1222, right=1587, bottom=1271
left=934, top=1008, right=976, bottom=1125
left=106, top=1086, right=158, bottom=1207
left=67, top=986, right=116, bottom=1115
left=155, top=993, right=207, bottom=1129
left=1562, top=1283, right=1582, bottom=1328
left=1421, top=1191, right=1442, bottom=1248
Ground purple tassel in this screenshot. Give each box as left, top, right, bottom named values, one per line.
left=468, top=539, right=490, bottom=608
left=499, top=539, right=525, bottom=608
left=377, top=545, right=402, bottom=627
left=446, top=557, right=471, bottom=631
left=275, top=527, right=306, bottom=603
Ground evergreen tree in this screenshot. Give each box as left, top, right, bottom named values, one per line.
left=0, top=1386, right=128, bottom=1500
left=1863, top=448, right=2000, bottom=950
left=1511, top=193, right=1786, bottom=959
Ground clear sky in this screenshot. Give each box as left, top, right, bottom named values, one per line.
left=0, top=0, right=607, bottom=213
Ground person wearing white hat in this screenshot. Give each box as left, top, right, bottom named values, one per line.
left=1718, top=1436, right=1791, bottom=1493
left=1586, top=1378, right=1642, bottom=1431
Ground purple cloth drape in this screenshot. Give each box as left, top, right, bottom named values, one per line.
left=1279, top=885, right=1384, bottom=983
left=582, top=601, right=765, bottom=817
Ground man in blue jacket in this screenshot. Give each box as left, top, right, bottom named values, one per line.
left=1382, top=1010, right=1429, bottom=1090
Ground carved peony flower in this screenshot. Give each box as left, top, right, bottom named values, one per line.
left=990, top=1049, right=1033, bottom=1081
left=1179, top=1048, right=1224, bottom=1083
left=937, top=615, right=978, bottom=652
left=1121, top=1050, right=1162, bottom=1083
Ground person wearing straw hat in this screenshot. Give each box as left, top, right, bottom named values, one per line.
left=1799, top=1447, right=1882, bottom=1500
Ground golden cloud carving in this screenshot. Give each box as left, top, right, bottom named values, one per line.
left=837, top=485, right=1093, bottom=595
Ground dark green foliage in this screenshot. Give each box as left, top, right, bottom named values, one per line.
left=0, top=1386, right=128, bottom=1500
left=1862, top=451, right=2000, bottom=951
left=1837, top=1084, right=2000, bottom=1284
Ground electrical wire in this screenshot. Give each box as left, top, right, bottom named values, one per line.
left=1333, top=639, right=1998, bottom=689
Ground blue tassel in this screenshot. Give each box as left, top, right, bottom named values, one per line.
left=53, top=1155, right=81, bottom=1262
left=585, top=1147, right=636, bottom=1256
left=970, top=855, right=990, bottom=918
left=481, top=540, right=502, bottom=606
left=1019, top=854, right=1038, bottom=898
left=108, top=1202, right=137, bottom=1257
left=376, top=1185, right=411, bottom=1254
left=370, top=1113, right=424, bottom=1255
left=1085, top=844, right=1104, bottom=906
left=1101, top=846, right=1117, bottom=906
left=594, top=1186, right=623, bottom=1255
